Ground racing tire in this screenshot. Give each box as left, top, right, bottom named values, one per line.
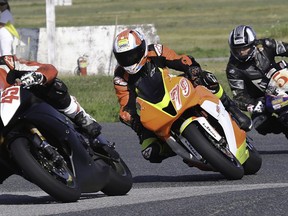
left=10, top=137, right=81, bottom=202
left=182, top=123, right=244, bottom=180
left=101, top=157, right=133, bottom=196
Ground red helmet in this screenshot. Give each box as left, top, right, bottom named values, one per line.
left=113, top=29, right=147, bottom=74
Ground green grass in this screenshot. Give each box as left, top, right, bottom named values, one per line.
left=59, top=75, right=120, bottom=122
left=9, top=0, right=288, bottom=121
left=10, top=0, right=288, bottom=57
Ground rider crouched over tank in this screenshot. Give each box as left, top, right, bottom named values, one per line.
left=0, top=55, right=102, bottom=183
left=112, top=29, right=252, bottom=163
left=226, top=25, right=288, bottom=137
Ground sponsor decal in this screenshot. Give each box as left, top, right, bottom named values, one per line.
left=117, top=38, right=130, bottom=51
left=179, top=78, right=190, bottom=97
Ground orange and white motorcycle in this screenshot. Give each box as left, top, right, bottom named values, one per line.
left=136, top=67, right=262, bottom=180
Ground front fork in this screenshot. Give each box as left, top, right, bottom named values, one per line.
left=28, top=126, right=65, bottom=167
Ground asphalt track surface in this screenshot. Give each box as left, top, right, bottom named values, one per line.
left=1, top=122, right=288, bottom=216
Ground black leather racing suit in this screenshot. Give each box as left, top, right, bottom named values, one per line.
left=226, top=38, right=288, bottom=135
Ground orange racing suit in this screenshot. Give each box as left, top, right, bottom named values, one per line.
left=113, top=44, right=201, bottom=126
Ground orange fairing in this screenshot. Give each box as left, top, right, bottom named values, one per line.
left=136, top=69, right=219, bottom=140
left=231, top=119, right=246, bottom=148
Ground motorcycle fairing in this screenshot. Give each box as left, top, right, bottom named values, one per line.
left=266, top=94, right=288, bottom=113
left=0, top=86, right=21, bottom=126
left=266, top=62, right=288, bottom=95
left=1, top=86, right=109, bottom=192
left=137, top=68, right=219, bottom=139
left=21, top=103, right=110, bottom=192
left=136, top=68, right=248, bottom=164
left=179, top=113, right=248, bottom=164
left=265, top=65, right=288, bottom=113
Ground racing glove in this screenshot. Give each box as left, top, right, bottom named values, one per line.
left=187, top=65, right=201, bottom=79
left=130, top=114, right=143, bottom=136
left=247, top=98, right=265, bottom=114
left=186, top=65, right=203, bottom=86
left=20, top=71, right=44, bottom=88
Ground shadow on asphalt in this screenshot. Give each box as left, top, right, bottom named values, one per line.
left=0, top=193, right=106, bottom=205
left=132, top=173, right=226, bottom=183
left=258, top=150, right=288, bottom=155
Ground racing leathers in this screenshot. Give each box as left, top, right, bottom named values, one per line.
left=114, top=44, right=251, bottom=163
left=0, top=55, right=101, bottom=139
left=226, top=38, right=288, bottom=135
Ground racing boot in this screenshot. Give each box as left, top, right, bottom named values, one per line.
left=74, top=110, right=102, bottom=137
left=220, top=92, right=253, bottom=131
left=61, top=96, right=102, bottom=138
left=141, top=131, right=176, bottom=163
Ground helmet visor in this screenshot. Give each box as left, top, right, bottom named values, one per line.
left=115, top=40, right=146, bottom=67
left=231, top=44, right=255, bottom=61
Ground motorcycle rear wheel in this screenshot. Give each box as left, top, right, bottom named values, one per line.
left=182, top=123, right=244, bottom=180
left=10, top=137, right=81, bottom=202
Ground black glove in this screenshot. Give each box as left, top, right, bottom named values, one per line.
left=186, top=65, right=203, bottom=86
left=130, top=114, right=143, bottom=136
left=200, top=71, right=220, bottom=93
left=187, top=65, right=202, bottom=79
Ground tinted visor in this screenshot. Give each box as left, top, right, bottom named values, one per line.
left=231, top=44, right=254, bottom=61
left=114, top=40, right=146, bottom=67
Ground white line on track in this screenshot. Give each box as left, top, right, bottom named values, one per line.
left=1, top=183, right=288, bottom=216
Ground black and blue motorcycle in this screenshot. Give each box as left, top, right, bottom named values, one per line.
left=0, top=83, right=132, bottom=202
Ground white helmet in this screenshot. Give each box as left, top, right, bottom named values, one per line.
left=113, top=29, right=147, bottom=74
left=228, top=25, right=257, bottom=62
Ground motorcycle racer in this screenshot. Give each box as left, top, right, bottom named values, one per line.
left=226, top=25, right=288, bottom=136
left=0, top=55, right=102, bottom=139
left=113, top=28, right=252, bottom=163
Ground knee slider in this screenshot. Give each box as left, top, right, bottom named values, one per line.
left=52, top=78, right=68, bottom=93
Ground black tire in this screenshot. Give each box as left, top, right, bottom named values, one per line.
left=101, top=157, right=133, bottom=196
left=182, top=123, right=244, bottom=180
left=10, top=137, right=81, bottom=202
left=243, top=143, right=262, bottom=175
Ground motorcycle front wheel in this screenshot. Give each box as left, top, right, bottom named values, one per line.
left=182, top=123, right=244, bottom=180
left=10, top=137, right=81, bottom=202
left=100, top=154, right=132, bottom=196
left=243, top=142, right=262, bottom=175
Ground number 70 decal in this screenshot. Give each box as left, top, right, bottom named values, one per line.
left=169, top=78, right=191, bottom=111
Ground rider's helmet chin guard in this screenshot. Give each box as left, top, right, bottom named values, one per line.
left=113, top=29, right=148, bottom=74
left=228, top=25, right=257, bottom=62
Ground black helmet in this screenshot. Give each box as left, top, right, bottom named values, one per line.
left=228, top=25, right=256, bottom=62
